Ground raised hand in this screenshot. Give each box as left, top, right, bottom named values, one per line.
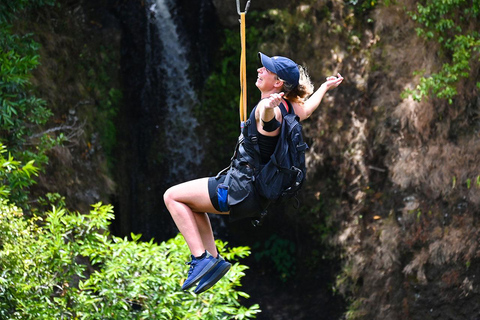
left=323, top=73, right=344, bottom=91
left=265, top=92, right=285, bottom=109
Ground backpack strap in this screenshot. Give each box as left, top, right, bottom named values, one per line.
left=238, top=99, right=295, bottom=171
left=278, top=99, right=294, bottom=117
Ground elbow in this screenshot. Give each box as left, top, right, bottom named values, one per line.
left=299, top=111, right=312, bottom=121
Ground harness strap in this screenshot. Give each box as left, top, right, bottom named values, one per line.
left=215, top=133, right=244, bottom=179
left=238, top=0, right=251, bottom=128
left=239, top=11, right=247, bottom=126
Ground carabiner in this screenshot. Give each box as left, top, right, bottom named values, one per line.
left=236, top=0, right=251, bottom=15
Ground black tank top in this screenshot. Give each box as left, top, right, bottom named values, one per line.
left=258, top=133, right=279, bottom=164
left=247, top=99, right=288, bottom=164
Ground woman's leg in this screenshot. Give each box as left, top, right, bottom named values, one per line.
left=163, top=177, right=227, bottom=257
left=192, top=212, right=218, bottom=257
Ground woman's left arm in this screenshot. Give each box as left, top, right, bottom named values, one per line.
left=294, top=73, right=344, bottom=121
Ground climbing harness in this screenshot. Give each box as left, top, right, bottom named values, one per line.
left=217, top=1, right=306, bottom=227
left=237, top=0, right=251, bottom=128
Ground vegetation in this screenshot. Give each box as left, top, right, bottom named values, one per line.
left=0, top=0, right=57, bottom=207
left=77, top=44, right=122, bottom=161
left=253, top=234, right=296, bottom=282
left=4, top=0, right=480, bottom=319
left=0, top=183, right=259, bottom=319
left=324, top=1, right=480, bottom=319
left=404, top=0, right=480, bottom=103
left=0, top=2, right=260, bottom=319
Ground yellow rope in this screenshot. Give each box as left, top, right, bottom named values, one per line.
left=239, top=12, right=247, bottom=126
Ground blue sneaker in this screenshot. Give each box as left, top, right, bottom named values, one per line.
left=182, top=251, right=218, bottom=290
left=194, top=255, right=231, bottom=294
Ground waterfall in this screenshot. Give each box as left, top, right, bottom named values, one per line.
left=112, top=0, right=219, bottom=240
left=149, top=0, right=204, bottom=183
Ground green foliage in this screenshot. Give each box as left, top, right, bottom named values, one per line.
left=0, top=200, right=261, bottom=319
left=36, top=192, right=66, bottom=208
left=0, top=0, right=64, bottom=207
left=0, top=143, right=39, bottom=204
left=0, top=0, right=55, bottom=24
left=0, top=4, right=258, bottom=319
left=404, top=0, right=480, bottom=102
left=348, top=0, right=378, bottom=14
left=0, top=146, right=259, bottom=319
left=344, top=298, right=367, bottom=320
left=0, top=26, right=52, bottom=145
left=254, top=234, right=296, bottom=282
left=262, top=9, right=314, bottom=38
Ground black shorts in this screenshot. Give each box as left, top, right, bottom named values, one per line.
left=208, top=175, right=227, bottom=212
left=208, top=173, right=266, bottom=221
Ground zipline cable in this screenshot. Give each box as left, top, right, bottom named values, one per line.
left=237, top=0, right=251, bottom=128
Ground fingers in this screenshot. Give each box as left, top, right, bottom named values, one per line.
left=326, top=73, right=343, bottom=81
left=270, top=92, right=284, bottom=99
left=265, top=92, right=284, bottom=108
left=323, top=73, right=344, bottom=91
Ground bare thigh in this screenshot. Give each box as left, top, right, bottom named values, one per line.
left=165, top=177, right=229, bottom=215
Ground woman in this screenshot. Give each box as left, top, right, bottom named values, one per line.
left=163, top=52, right=343, bottom=294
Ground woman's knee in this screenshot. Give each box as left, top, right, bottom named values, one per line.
left=163, top=185, right=178, bottom=207
left=163, top=178, right=213, bottom=213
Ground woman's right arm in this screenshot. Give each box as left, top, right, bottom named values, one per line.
left=255, top=92, right=285, bottom=136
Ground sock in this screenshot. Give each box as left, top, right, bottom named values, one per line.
left=195, top=251, right=207, bottom=260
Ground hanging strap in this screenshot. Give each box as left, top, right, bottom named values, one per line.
left=237, top=0, right=251, bottom=129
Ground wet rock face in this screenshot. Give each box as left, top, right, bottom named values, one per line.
left=28, top=0, right=122, bottom=214
left=175, top=0, right=219, bottom=85
left=109, top=0, right=220, bottom=240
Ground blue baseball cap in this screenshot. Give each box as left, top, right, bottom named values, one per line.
left=258, top=52, right=300, bottom=88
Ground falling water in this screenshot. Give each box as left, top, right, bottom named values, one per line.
left=112, top=0, right=218, bottom=240
left=149, top=0, right=204, bottom=182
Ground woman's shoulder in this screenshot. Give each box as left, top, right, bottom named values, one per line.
left=285, top=99, right=303, bottom=111
left=289, top=100, right=307, bottom=121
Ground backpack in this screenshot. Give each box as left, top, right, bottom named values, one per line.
left=217, top=99, right=308, bottom=225
left=247, top=99, right=308, bottom=202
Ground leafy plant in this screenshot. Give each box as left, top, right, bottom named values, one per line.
left=404, top=0, right=480, bottom=103
left=0, top=147, right=260, bottom=319
left=0, top=0, right=55, bottom=24
left=344, top=298, right=367, bottom=320
left=254, top=234, right=296, bottom=282
left=348, top=0, right=379, bottom=14
left=0, top=143, right=39, bottom=203
left=0, top=25, right=52, bottom=147
left=0, top=0, right=63, bottom=207
left=0, top=201, right=261, bottom=319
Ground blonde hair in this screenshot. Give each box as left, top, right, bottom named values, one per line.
left=281, top=65, right=314, bottom=103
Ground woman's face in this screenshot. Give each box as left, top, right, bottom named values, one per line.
left=255, top=66, right=279, bottom=92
